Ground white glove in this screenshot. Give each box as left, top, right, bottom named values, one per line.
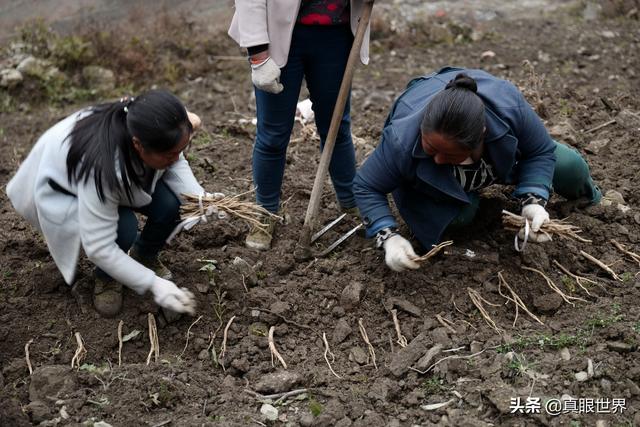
left=519, top=204, right=551, bottom=243
left=384, top=234, right=420, bottom=272
left=251, top=57, right=284, bottom=94
left=150, top=277, right=196, bottom=315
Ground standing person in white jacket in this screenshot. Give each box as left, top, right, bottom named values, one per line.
left=6, top=90, right=220, bottom=317
left=228, top=0, right=371, bottom=250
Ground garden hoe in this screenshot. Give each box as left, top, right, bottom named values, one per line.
left=294, top=0, right=374, bottom=260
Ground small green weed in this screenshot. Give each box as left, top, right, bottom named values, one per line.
left=309, top=399, right=323, bottom=417
left=421, top=376, right=448, bottom=395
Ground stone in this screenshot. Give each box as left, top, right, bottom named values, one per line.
left=332, top=318, right=352, bottom=344
left=254, top=370, right=301, bottom=394
left=232, top=256, right=258, bottom=286
left=575, top=371, right=589, bottom=382
left=606, top=341, right=636, bottom=353
left=559, top=348, right=571, bottom=361
left=340, top=281, right=365, bottom=310
left=415, top=344, right=444, bottom=371
left=197, top=349, right=209, bottom=360
left=389, top=333, right=430, bottom=377
left=94, top=422, right=114, bottom=427
left=29, top=365, right=77, bottom=402
left=269, top=301, right=290, bottom=315
left=603, top=190, right=626, bottom=205
left=16, top=56, right=49, bottom=77
left=82, top=65, right=115, bottom=93
left=470, top=341, right=483, bottom=354
left=533, top=293, right=563, bottom=314
left=386, top=297, right=422, bottom=317
left=486, top=382, right=517, bottom=414
left=0, top=68, right=23, bottom=88
left=349, top=346, right=369, bottom=365
left=585, top=138, right=610, bottom=154
left=260, top=403, right=278, bottom=421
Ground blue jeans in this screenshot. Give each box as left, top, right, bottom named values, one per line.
left=253, top=24, right=356, bottom=213
left=95, top=179, right=180, bottom=280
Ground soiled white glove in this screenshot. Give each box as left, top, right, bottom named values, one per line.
left=519, top=204, right=551, bottom=243
left=384, top=234, right=420, bottom=272
left=251, top=57, right=284, bottom=94
left=150, top=277, right=196, bottom=315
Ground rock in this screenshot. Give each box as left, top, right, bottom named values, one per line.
left=601, top=378, right=612, bottom=394
left=269, top=301, right=290, bottom=315
left=367, top=378, right=392, bottom=401
left=389, top=333, right=429, bottom=377
left=29, top=365, right=77, bottom=402
left=386, top=297, right=422, bottom=317
left=340, top=281, right=365, bottom=310
left=254, top=370, right=301, bottom=394
left=559, top=348, right=571, bottom=361
left=0, top=68, right=23, bottom=88
left=470, top=341, right=482, bottom=354
left=260, top=403, right=278, bottom=421
left=533, top=293, right=563, bottom=314
left=16, top=56, right=50, bottom=77
left=232, top=257, right=258, bottom=286
left=585, top=138, right=610, bottom=154
left=430, top=328, right=452, bottom=347
left=606, top=341, right=636, bottom=353
left=82, top=65, right=115, bottom=93
left=177, top=372, right=188, bottom=383
left=480, top=50, right=496, bottom=61
left=575, top=371, right=589, bottom=382
left=230, top=357, right=249, bottom=373
left=415, top=344, right=444, bottom=371
left=486, top=382, right=517, bottom=414
left=587, top=358, right=594, bottom=377
left=603, top=190, right=626, bottom=205
left=625, top=378, right=640, bottom=396
left=332, top=318, right=352, bottom=344
left=26, top=400, right=50, bottom=424
left=197, top=349, right=209, bottom=360
left=595, top=420, right=609, bottom=427
left=349, top=346, right=369, bottom=365
left=94, top=422, right=114, bottom=427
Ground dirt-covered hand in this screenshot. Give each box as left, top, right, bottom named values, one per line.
left=150, top=277, right=196, bottom=315
left=251, top=57, right=284, bottom=94
left=383, top=234, right=420, bottom=272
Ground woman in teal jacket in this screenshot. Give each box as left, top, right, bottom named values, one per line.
left=353, top=67, right=600, bottom=272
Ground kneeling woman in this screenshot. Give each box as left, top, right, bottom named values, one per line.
left=354, top=67, right=601, bottom=272
left=7, top=90, right=215, bottom=317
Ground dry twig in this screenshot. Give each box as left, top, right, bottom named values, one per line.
left=179, top=315, right=203, bottom=359
left=322, top=332, right=341, bottom=379
left=580, top=250, right=623, bottom=281
left=181, top=190, right=282, bottom=233
left=522, top=266, right=588, bottom=304
left=268, top=326, right=287, bottom=369
left=391, top=309, right=408, bottom=347
left=552, top=260, right=596, bottom=296
left=146, top=314, right=159, bottom=365
left=117, top=320, right=124, bottom=367
left=414, top=241, right=454, bottom=263
left=502, top=210, right=591, bottom=243
left=435, top=314, right=457, bottom=335
left=220, top=315, right=236, bottom=369
left=71, top=332, right=87, bottom=369
left=409, top=346, right=498, bottom=375
left=467, top=288, right=502, bottom=332
left=25, top=339, right=34, bottom=375
left=611, top=239, right=640, bottom=266
left=358, top=318, right=378, bottom=370
left=497, top=272, right=544, bottom=327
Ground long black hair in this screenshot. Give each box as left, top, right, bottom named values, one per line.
left=66, top=90, right=192, bottom=202
left=421, top=73, right=485, bottom=150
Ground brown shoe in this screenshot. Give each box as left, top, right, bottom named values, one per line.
left=93, top=276, right=123, bottom=318
left=130, top=249, right=173, bottom=280
left=245, top=216, right=277, bottom=250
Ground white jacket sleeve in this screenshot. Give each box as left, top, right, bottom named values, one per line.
left=77, top=176, right=155, bottom=294
left=162, top=153, right=205, bottom=201
left=230, top=0, right=269, bottom=48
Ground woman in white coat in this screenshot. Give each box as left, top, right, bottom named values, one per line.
left=6, top=90, right=215, bottom=317
left=228, top=0, right=371, bottom=250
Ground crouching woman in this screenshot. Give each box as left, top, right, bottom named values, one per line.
left=7, top=90, right=211, bottom=317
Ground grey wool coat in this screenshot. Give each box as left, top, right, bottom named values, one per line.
left=6, top=110, right=204, bottom=294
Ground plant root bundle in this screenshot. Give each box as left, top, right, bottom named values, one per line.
left=497, top=272, right=543, bottom=327
left=467, top=287, right=503, bottom=333
left=502, top=210, right=591, bottom=243
left=181, top=191, right=282, bottom=233
left=414, top=240, right=453, bottom=263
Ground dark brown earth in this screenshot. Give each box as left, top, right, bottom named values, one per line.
left=1, top=2, right=640, bottom=426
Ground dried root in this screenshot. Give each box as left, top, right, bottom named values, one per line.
left=435, top=314, right=457, bottom=335
left=497, top=272, right=544, bottom=327
left=580, top=250, right=623, bottom=281
left=117, top=320, right=124, bottom=367
left=268, top=326, right=287, bottom=369
left=552, top=260, right=597, bottom=295
left=358, top=318, right=378, bottom=370
left=220, top=315, right=236, bottom=370
left=522, top=266, right=588, bottom=304
left=181, top=190, right=282, bottom=233
left=414, top=241, right=453, bottom=263
left=71, top=332, right=87, bottom=369
left=391, top=309, right=408, bottom=347
left=467, top=288, right=502, bottom=333
left=322, top=332, right=341, bottom=379
left=25, top=339, right=34, bottom=375
left=146, top=314, right=159, bottom=366
left=179, top=315, right=203, bottom=359
left=502, top=210, right=591, bottom=243
left=611, top=240, right=640, bottom=266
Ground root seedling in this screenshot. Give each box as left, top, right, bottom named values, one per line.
left=146, top=314, right=159, bottom=365
left=611, top=239, right=640, bottom=266
left=552, top=260, right=597, bottom=295
left=358, top=318, right=377, bottom=370
left=522, top=266, right=588, bottom=304
left=580, top=250, right=623, bottom=281
left=502, top=210, right=590, bottom=242
left=268, top=326, right=287, bottom=369
left=71, top=332, right=87, bottom=369
left=497, top=272, right=544, bottom=327
left=391, top=309, right=408, bottom=347
left=25, top=339, right=34, bottom=375
left=414, top=240, right=453, bottom=263
left=117, top=320, right=123, bottom=367
left=467, top=288, right=502, bottom=333
left=436, top=314, right=457, bottom=335
left=179, top=315, right=203, bottom=359
left=322, top=332, right=341, bottom=379
left=220, top=315, right=236, bottom=370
